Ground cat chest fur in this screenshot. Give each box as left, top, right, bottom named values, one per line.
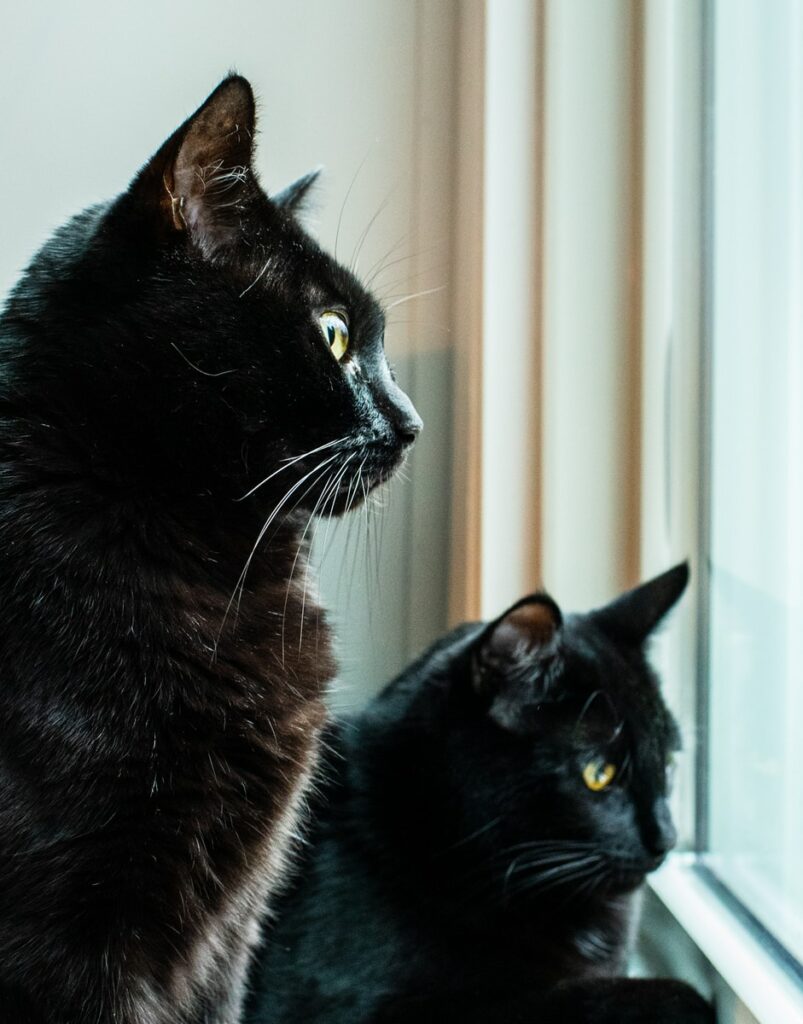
left=0, top=500, right=332, bottom=1023
left=134, top=540, right=333, bottom=1017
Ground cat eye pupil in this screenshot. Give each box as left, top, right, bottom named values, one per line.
left=582, top=759, right=617, bottom=792
left=318, top=311, right=349, bottom=362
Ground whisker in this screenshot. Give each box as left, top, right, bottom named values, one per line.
left=498, top=838, right=601, bottom=858
left=445, top=816, right=505, bottom=852
left=370, top=248, right=447, bottom=293
left=335, top=147, right=373, bottom=262
left=327, top=460, right=363, bottom=607
left=281, top=458, right=345, bottom=663
left=384, top=319, right=451, bottom=334
left=297, top=454, right=355, bottom=652
left=362, top=234, right=411, bottom=289
left=341, top=459, right=369, bottom=608
left=215, top=454, right=339, bottom=653
left=366, top=242, right=445, bottom=290
left=316, top=454, right=353, bottom=560
left=239, top=250, right=273, bottom=298
left=505, top=852, right=598, bottom=878
left=170, top=342, right=238, bottom=378
left=384, top=285, right=446, bottom=311
left=350, top=188, right=396, bottom=275
left=237, top=437, right=347, bottom=501
left=504, top=853, right=603, bottom=901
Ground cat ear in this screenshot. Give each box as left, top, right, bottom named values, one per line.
left=129, top=75, right=257, bottom=255
left=472, top=594, right=562, bottom=700
left=588, top=562, right=689, bottom=646
left=272, top=168, right=322, bottom=216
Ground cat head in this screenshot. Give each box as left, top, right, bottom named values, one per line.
left=384, top=565, right=689, bottom=905
left=4, top=76, right=421, bottom=505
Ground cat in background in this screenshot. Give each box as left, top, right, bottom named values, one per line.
left=245, top=564, right=714, bottom=1024
left=0, top=76, right=420, bottom=1023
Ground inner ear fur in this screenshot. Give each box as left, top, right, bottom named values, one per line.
left=472, top=593, right=562, bottom=698
left=128, top=75, right=257, bottom=253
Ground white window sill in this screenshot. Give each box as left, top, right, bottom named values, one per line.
left=650, top=854, right=803, bottom=1024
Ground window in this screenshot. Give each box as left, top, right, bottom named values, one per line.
left=637, top=2, right=803, bottom=1018
left=700, top=0, right=803, bottom=971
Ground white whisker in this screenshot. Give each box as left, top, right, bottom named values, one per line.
left=385, top=285, right=445, bottom=312
left=237, top=437, right=347, bottom=501
left=298, top=455, right=355, bottom=652
left=239, top=252, right=273, bottom=298
left=335, top=147, right=373, bottom=262
left=281, top=458, right=346, bottom=663
left=214, top=453, right=340, bottom=654
left=170, top=343, right=238, bottom=378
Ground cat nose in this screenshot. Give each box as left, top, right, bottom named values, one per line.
left=646, top=850, right=669, bottom=872
left=645, top=800, right=677, bottom=858
left=394, top=405, right=423, bottom=446
left=384, top=383, right=423, bottom=446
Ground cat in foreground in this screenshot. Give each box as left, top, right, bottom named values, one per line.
left=246, top=564, right=714, bottom=1024
left=0, top=76, right=420, bottom=1023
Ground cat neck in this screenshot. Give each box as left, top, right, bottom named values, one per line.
left=0, top=409, right=326, bottom=677
left=0, top=398, right=312, bottom=550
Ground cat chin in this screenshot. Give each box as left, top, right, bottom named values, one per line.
left=287, top=445, right=409, bottom=516
left=307, top=464, right=399, bottom=517
left=600, top=867, right=649, bottom=896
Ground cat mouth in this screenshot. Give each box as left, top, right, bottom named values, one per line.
left=280, top=441, right=410, bottom=518
left=600, top=858, right=654, bottom=894
left=325, top=444, right=410, bottom=514
left=608, top=870, right=647, bottom=893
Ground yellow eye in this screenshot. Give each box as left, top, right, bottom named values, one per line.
left=582, top=759, right=617, bottom=792
left=318, top=311, right=349, bottom=361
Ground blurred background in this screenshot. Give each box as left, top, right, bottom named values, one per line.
left=2, top=2, right=801, bottom=1023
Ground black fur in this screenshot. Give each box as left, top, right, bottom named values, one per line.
left=245, top=566, right=714, bottom=1024
left=0, top=76, right=420, bottom=1024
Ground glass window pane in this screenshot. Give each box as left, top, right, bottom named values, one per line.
left=706, top=0, right=803, bottom=964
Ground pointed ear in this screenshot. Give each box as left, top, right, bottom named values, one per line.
left=472, top=594, right=562, bottom=699
left=589, top=562, right=690, bottom=646
left=128, top=75, right=257, bottom=255
left=272, top=167, right=322, bottom=217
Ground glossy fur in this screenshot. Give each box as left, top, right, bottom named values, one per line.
left=245, top=566, right=714, bottom=1024
left=0, top=76, right=419, bottom=1024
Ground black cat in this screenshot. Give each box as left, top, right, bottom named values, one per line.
left=0, top=76, right=420, bottom=1023
left=245, top=565, right=714, bottom=1024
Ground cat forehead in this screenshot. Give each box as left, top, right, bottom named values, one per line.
left=562, top=614, right=648, bottom=686
left=226, top=209, right=384, bottom=325
left=547, top=622, right=675, bottom=738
